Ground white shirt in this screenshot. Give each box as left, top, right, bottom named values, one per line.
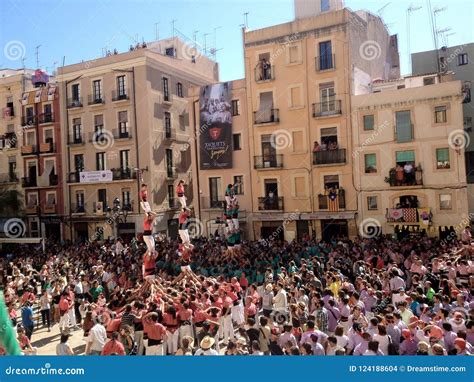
left=194, top=348, right=218, bottom=356
left=88, top=324, right=107, bottom=352
left=273, top=289, right=287, bottom=311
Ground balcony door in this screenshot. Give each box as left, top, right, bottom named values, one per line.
left=264, top=179, right=278, bottom=210
left=319, top=83, right=335, bottom=114
left=257, top=92, right=273, bottom=123
left=27, top=162, right=37, bottom=180
left=209, top=177, right=222, bottom=207
left=261, top=134, right=276, bottom=167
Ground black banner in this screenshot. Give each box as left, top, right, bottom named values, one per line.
left=199, top=82, right=233, bottom=169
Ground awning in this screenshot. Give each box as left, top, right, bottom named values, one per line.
left=299, top=212, right=356, bottom=220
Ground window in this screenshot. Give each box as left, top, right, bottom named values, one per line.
left=164, top=112, right=171, bottom=137
left=76, top=191, right=85, bottom=210
left=364, top=153, right=377, bottom=173
left=165, top=47, right=175, bottom=57
left=395, top=110, right=413, bottom=143
left=166, top=149, right=173, bottom=176
left=25, top=131, right=36, bottom=145
left=321, top=0, right=330, bottom=12
left=8, top=157, right=16, bottom=180
left=367, top=196, right=378, bottom=210
left=120, top=150, right=130, bottom=169
left=290, top=86, right=302, bottom=107
left=458, top=53, right=468, bottom=66
left=72, top=118, right=82, bottom=143
left=162, top=77, right=169, bottom=101
left=71, top=84, right=80, bottom=101
left=44, top=129, right=53, bottom=144
left=289, top=45, right=299, bottom=64
left=96, top=152, right=106, bottom=171
left=465, top=116, right=473, bottom=131
left=98, top=189, right=107, bottom=207
left=435, top=106, right=447, bottom=123
left=46, top=192, right=56, bottom=206
left=397, top=85, right=405, bottom=89
left=233, top=175, right=244, bottom=194
left=436, top=148, right=450, bottom=169
left=6, top=97, right=14, bottom=116
left=167, top=185, right=174, bottom=207
left=179, top=115, right=185, bottom=131
left=363, top=114, right=375, bottom=131
left=318, top=41, right=333, bottom=70
left=439, top=194, right=452, bottom=210
left=94, top=115, right=104, bottom=140
left=319, top=83, right=336, bottom=113
left=92, top=80, right=102, bottom=101
left=233, top=133, right=241, bottom=150
left=294, top=176, right=306, bottom=197
left=74, top=154, right=84, bottom=172
left=209, top=177, right=222, bottom=205
left=292, top=131, right=304, bottom=152
left=122, top=189, right=131, bottom=208
left=231, top=100, right=240, bottom=116
left=176, top=82, right=183, bottom=97
left=117, top=75, right=126, bottom=97
left=423, top=77, right=435, bottom=86
left=118, top=111, right=128, bottom=137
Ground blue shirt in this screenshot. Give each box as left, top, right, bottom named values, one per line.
left=21, top=306, right=34, bottom=327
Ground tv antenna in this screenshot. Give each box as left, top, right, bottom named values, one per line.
left=35, top=45, right=41, bottom=68
left=243, top=12, right=249, bottom=29
left=407, top=4, right=422, bottom=68
left=377, top=3, right=390, bottom=17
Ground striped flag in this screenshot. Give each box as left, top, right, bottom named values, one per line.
left=328, top=190, right=339, bottom=211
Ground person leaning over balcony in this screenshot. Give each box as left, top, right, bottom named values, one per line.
left=395, top=164, right=404, bottom=186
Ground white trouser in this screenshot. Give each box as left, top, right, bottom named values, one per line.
left=143, top=235, right=155, bottom=253
left=134, top=330, right=145, bottom=355
left=179, top=229, right=190, bottom=246
left=140, top=201, right=151, bottom=214
left=179, top=324, right=193, bottom=339
left=68, top=308, right=76, bottom=327
left=222, top=315, right=234, bottom=343
left=178, top=196, right=187, bottom=208
left=166, top=329, right=179, bottom=354
left=225, top=196, right=231, bottom=208
left=232, top=218, right=239, bottom=230
left=145, top=341, right=165, bottom=356
left=231, top=304, right=244, bottom=326
left=59, top=312, right=70, bottom=331
left=227, top=219, right=234, bottom=231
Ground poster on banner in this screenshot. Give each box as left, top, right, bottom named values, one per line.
left=199, top=81, right=233, bottom=169
left=79, top=170, right=113, bottom=183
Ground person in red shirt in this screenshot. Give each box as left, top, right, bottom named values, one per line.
left=176, top=179, right=186, bottom=208
left=140, top=183, right=152, bottom=216
left=163, top=305, right=180, bottom=354
left=143, top=312, right=167, bottom=355
left=244, top=296, right=257, bottom=321
left=101, top=332, right=126, bottom=355
left=143, top=250, right=158, bottom=282
left=177, top=302, right=193, bottom=339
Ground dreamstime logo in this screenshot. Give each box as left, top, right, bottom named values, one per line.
left=3, top=40, right=26, bottom=61
left=4, top=218, right=26, bottom=238
left=271, top=129, right=292, bottom=150
left=359, top=40, right=381, bottom=61
left=359, top=218, right=381, bottom=239
left=187, top=218, right=204, bottom=238
left=180, top=42, right=202, bottom=61
left=92, top=129, right=114, bottom=150
left=448, top=129, right=470, bottom=150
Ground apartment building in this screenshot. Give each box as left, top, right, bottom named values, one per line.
left=16, top=70, right=64, bottom=239
left=0, top=69, right=34, bottom=220
left=242, top=0, right=399, bottom=241
left=56, top=38, right=218, bottom=242
left=411, top=43, right=474, bottom=213
left=352, top=72, right=469, bottom=237
left=189, top=79, right=252, bottom=238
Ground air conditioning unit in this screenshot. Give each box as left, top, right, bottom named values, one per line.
left=95, top=201, right=104, bottom=215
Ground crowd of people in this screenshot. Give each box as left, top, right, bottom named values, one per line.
left=0, top=227, right=473, bottom=356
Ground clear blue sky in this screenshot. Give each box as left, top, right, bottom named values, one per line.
left=1, top=0, right=473, bottom=81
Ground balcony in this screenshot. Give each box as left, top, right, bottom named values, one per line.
left=88, top=95, right=105, bottom=106
left=312, top=100, right=342, bottom=117
left=71, top=203, right=87, bottom=214
left=254, top=154, right=284, bottom=169
left=113, top=129, right=132, bottom=140
left=111, top=90, right=129, bottom=102
left=258, top=196, right=284, bottom=211
left=318, top=189, right=346, bottom=210
left=26, top=205, right=39, bottom=215
left=38, top=113, right=54, bottom=124
left=111, top=168, right=135, bottom=180
left=67, top=97, right=83, bottom=108
left=43, top=204, right=57, bottom=214
left=68, top=134, right=85, bottom=145
left=386, top=208, right=432, bottom=224
left=254, top=109, right=279, bottom=124
left=21, top=144, right=38, bottom=156
left=201, top=197, right=225, bottom=209
left=21, top=115, right=37, bottom=127
left=315, top=54, right=336, bottom=71
left=39, top=142, right=56, bottom=153
left=313, top=148, right=346, bottom=165
left=67, top=171, right=81, bottom=183
left=255, top=66, right=275, bottom=83
left=385, top=167, right=423, bottom=187
left=163, top=129, right=175, bottom=140
left=22, top=177, right=37, bottom=188
left=166, top=168, right=178, bottom=180
left=0, top=173, right=18, bottom=183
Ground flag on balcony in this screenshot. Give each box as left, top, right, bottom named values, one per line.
left=402, top=208, right=417, bottom=223
left=387, top=208, right=403, bottom=222
left=418, top=208, right=431, bottom=226
left=328, top=190, right=339, bottom=211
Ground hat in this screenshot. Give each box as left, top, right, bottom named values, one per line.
left=265, top=284, right=273, bottom=292
left=297, top=301, right=306, bottom=310
left=199, top=336, right=215, bottom=350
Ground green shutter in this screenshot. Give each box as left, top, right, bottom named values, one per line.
left=436, top=148, right=449, bottom=162
left=396, top=150, right=415, bottom=162
left=395, top=111, right=412, bottom=142
left=365, top=153, right=376, bottom=168
left=363, top=115, right=374, bottom=130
